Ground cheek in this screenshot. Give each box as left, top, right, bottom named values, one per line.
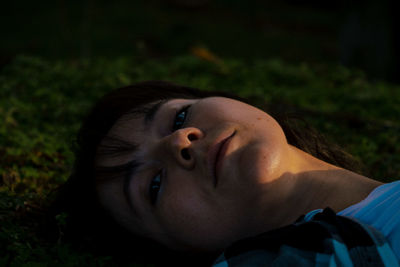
left=238, top=116, right=288, bottom=184
left=160, top=191, right=206, bottom=233
left=157, top=185, right=244, bottom=251
left=238, top=141, right=284, bottom=185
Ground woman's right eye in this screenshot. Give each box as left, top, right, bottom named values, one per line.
left=172, top=105, right=191, bottom=131
left=149, top=172, right=162, bottom=205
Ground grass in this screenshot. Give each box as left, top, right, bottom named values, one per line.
left=1, top=53, right=399, bottom=266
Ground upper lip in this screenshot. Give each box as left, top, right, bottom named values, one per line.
left=207, top=130, right=236, bottom=188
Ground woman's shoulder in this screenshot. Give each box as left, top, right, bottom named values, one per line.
left=338, top=179, right=400, bottom=217
left=212, top=208, right=399, bottom=266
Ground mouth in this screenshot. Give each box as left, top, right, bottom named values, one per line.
left=208, top=130, right=236, bottom=188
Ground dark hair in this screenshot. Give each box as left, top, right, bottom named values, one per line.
left=49, top=81, right=362, bottom=266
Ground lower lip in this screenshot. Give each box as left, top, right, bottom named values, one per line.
left=214, top=131, right=235, bottom=187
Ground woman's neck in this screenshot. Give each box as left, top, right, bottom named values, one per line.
left=259, top=145, right=382, bottom=231
left=287, top=145, right=381, bottom=219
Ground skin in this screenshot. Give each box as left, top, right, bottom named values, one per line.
left=96, top=97, right=382, bottom=253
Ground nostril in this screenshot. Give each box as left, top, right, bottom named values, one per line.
left=181, top=148, right=191, bottom=160
left=188, top=133, right=197, bottom=141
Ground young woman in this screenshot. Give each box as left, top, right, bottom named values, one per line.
left=55, top=81, right=400, bottom=266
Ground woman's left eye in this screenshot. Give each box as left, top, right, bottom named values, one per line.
left=172, top=105, right=191, bottom=131
left=149, top=172, right=162, bottom=205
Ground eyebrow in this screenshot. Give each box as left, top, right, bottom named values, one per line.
left=144, top=99, right=169, bottom=128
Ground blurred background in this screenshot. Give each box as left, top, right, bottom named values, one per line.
left=1, top=0, right=399, bottom=82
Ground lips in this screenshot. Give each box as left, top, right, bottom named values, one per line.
left=208, top=131, right=236, bottom=188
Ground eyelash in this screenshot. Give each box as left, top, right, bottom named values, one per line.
left=149, top=172, right=162, bottom=205
left=149, top=104, right=191, bottom=206
left=172, top=104, right=191, bottom=131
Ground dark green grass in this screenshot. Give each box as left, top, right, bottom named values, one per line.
left=1, top=55, right=399, bottom=266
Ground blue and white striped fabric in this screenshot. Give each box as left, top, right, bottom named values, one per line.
left=212, top=208, right=399, bottom=267
left=338, top=180, right=400, bottom=261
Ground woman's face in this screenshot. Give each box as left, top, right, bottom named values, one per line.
left=96, top=97, right=290, bottom=252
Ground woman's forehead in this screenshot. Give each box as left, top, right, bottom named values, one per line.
left=95, top=115, right=143, bottom=167
left=111, top=113, right=145, bottom=141
left=96, top=97, right=202, bottom=167
left=95, top=99, right=171, bottom=167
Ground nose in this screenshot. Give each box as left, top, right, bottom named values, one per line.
left=164, top=127, right=203, bottom=169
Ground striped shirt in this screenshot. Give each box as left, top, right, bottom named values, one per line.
left=212, top=208, right=399, bottom=267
